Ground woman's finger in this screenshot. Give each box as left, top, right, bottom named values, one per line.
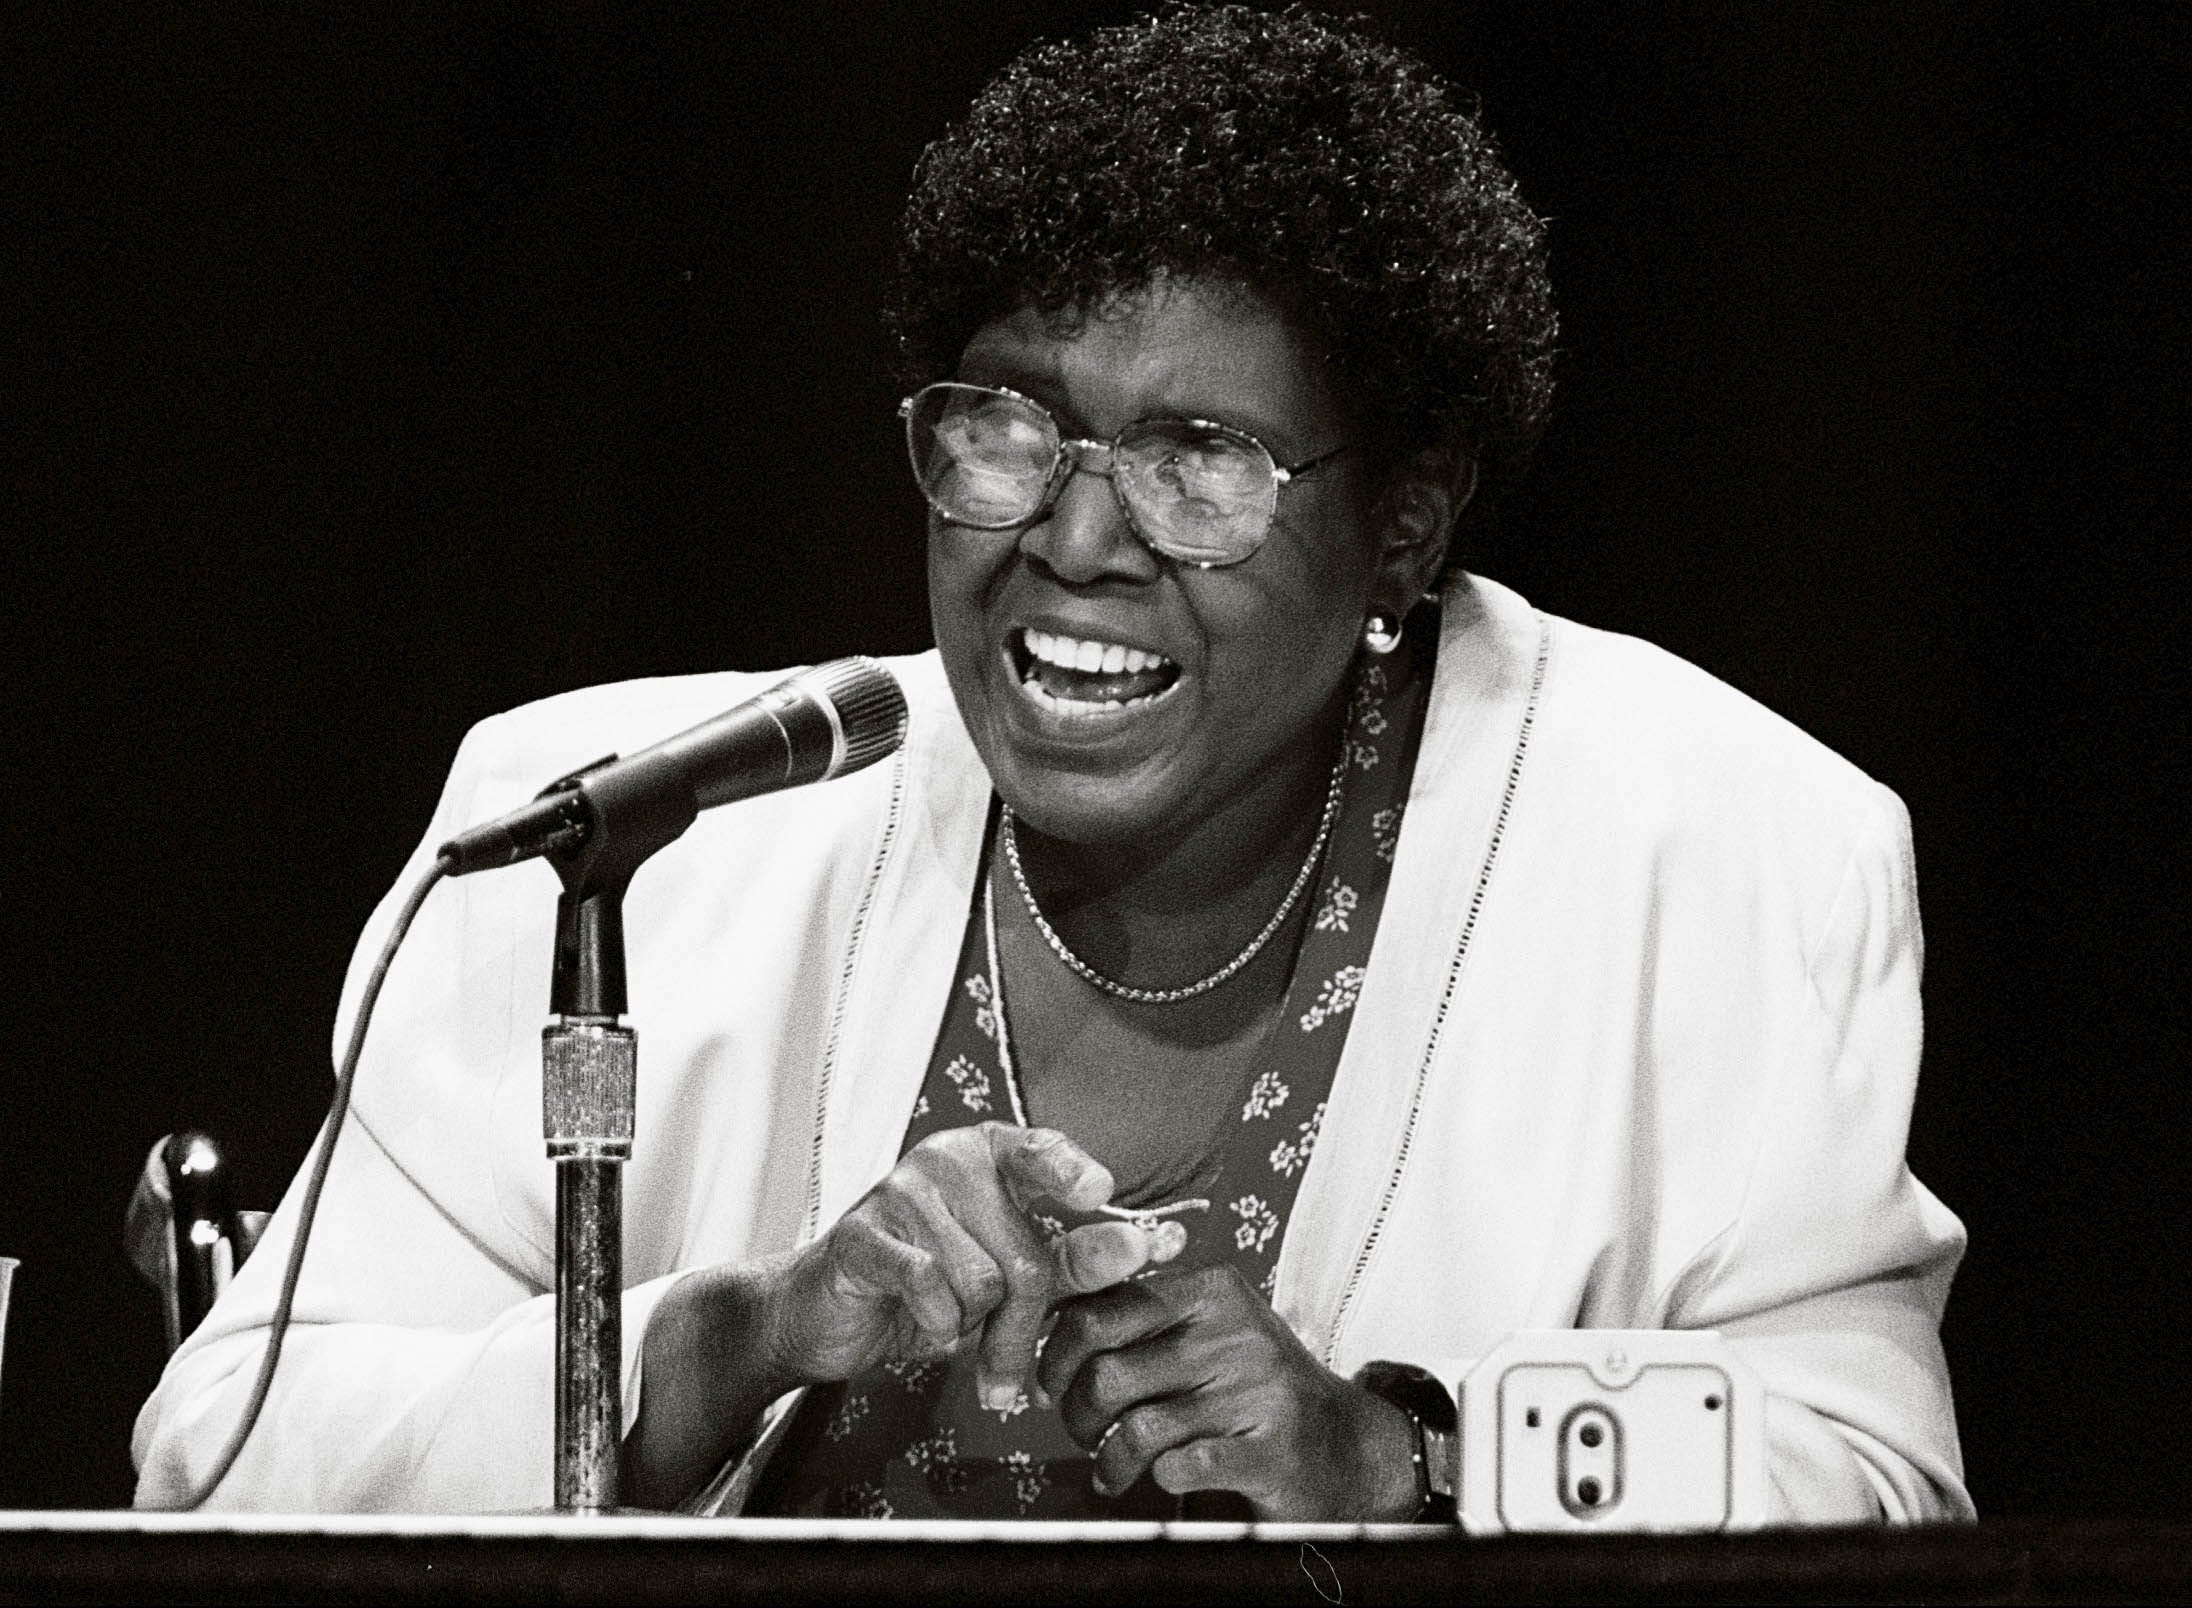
left=983, top=1123, right=1114, bottom=1213
left=973, top=1236, right=1059, bottom=1410
left=883, top=1172, right=1006, bottom=1335
left=1058, top=1313, right=1222, bottom=1445
left=1092, top=1395, right=1222, bottom=1499
left=896, top=1193, right=1043, bottom=1406
left=906, top=1124, right=1144, bottom=1404
left=1150, top=1433, right=1262, bottom=1498
left=1053, top=1217, right=1185, bottom=1295
left=1037, top=1277, right=1191, bottom=1417
left=903, top=1131, right=1075, bottom=1403
left=828, top=1214, right=963, bottom=1354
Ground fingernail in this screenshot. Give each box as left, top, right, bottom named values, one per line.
left=1153, top=1220, right=1187, bottom=1259
left=983, top=1382, right=1019, bottom=1411
left=1032, top=1383, right=1052, bottom=1409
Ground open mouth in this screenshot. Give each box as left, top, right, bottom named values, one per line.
left=1008, top=627, right=1182, bottom=713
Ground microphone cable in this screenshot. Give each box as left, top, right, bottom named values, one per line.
left=168, top=860, right=447, bottom=1510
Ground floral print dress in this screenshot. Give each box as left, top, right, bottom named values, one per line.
left=749, top=632, right=1432, bottom=1520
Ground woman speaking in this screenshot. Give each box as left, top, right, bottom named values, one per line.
left=134, top=6, right=1968, bottom=1524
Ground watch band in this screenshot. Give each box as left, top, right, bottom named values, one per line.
left=1353, top=1360, right=1459, bottom=1522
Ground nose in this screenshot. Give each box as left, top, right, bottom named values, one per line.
left=1019, top=441, right=1161, bottom=586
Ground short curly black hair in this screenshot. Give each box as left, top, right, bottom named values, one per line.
left=885, top=3, right=1557, bottom=554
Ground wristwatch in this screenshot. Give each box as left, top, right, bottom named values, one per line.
left=1353, top=1360, right=1458, bottom=1522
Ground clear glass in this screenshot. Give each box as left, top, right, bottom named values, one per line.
left=902, top=382, right=1346, bottom=568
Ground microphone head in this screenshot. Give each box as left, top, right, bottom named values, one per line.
left=802, top=657, right=909, bottom=779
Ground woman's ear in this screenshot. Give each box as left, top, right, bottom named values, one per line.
left=1371, top=441, right=1477, bottom=610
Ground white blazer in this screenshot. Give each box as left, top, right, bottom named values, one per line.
left=132, top=575, right=1971, bottom=1522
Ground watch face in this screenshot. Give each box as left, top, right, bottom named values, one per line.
left=1424, top=1424, right=1459, bottom=1498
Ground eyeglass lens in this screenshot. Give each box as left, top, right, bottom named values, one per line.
left=906, top=384, right=1278, bottom=565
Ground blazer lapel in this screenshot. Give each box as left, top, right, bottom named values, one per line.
left=1274, top=576, right=1553, bottom=1362
left=808, top=652, right=992, bottom=1236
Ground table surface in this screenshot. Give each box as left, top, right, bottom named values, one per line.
left=2, top=1511, right=2188, bottom=1605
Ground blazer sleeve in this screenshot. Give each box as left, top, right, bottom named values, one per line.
left=130, top=717, right=692, bottom=1514
left=1665, top=787, right=1973, bottom=1524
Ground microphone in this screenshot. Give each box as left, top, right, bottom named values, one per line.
left=436, top=657, right=908, bottom=880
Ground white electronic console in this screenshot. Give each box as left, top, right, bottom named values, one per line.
left=1453, top=1329, right=1768, bottom=1534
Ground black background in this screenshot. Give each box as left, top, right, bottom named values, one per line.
left=6, top=1, right=2186, bottom=1517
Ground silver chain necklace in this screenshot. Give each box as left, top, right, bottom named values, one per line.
left=998, top=746, right=1348, bottom=1005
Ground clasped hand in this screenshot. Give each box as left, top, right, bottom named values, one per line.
left=770, top=1121, right=1185, bottom=1409
left=1038, top=1265, right=1420, bottom=1520
left=767, top=1121, right=1416, bottom=1521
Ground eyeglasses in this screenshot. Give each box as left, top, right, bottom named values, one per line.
left=900, top=382, right=1353, bottom=568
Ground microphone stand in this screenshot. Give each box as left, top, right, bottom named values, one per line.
left=446, top=659, right=901, bottom=1513
left=534, top=758, right=697, bottom=1514
left=544, top=872, right=635, bottom=1514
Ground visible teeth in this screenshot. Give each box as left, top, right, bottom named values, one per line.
left=1015, top=635, right=1184, bottom=715
left=1023, top=679, right=1144, bottom=714
left=1020, top=629, right=1174, bottom=674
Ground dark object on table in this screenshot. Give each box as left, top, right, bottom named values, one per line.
left=123, top=1132, right=268, bottom=1353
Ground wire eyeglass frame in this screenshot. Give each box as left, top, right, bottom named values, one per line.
left=900, top=381, right=1354, bottom=568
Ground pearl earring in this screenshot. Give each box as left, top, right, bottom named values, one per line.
left=1362, top=609, right=1403, bottom=655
